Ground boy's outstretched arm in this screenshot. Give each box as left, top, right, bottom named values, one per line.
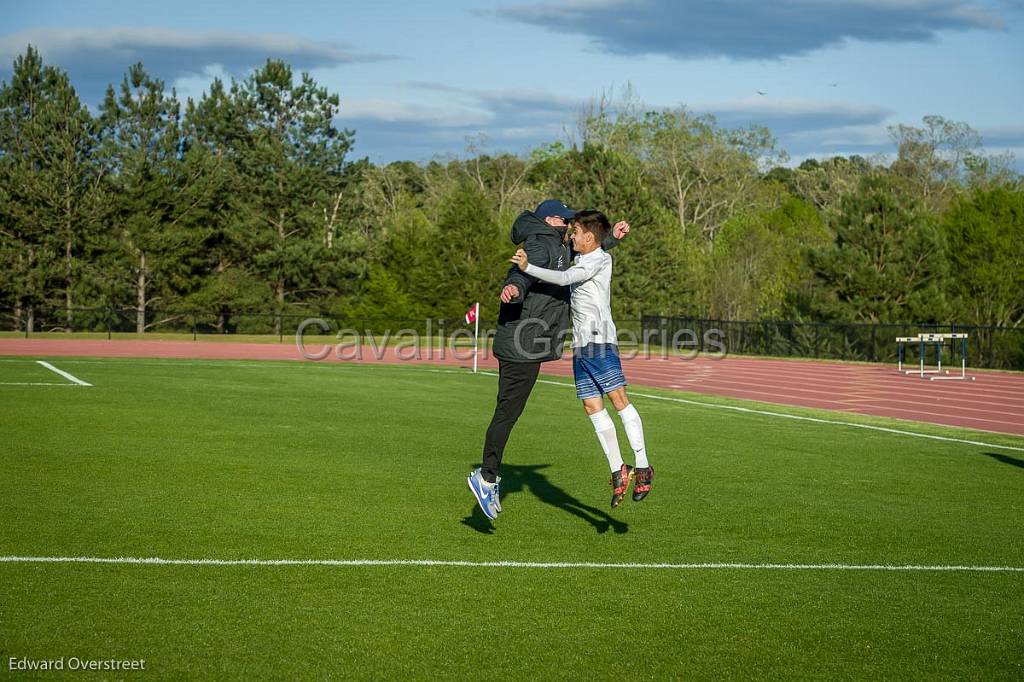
left=511, top=249, right=605, bottom=286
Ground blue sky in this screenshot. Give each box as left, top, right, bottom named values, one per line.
left=3, top=0, right=1022, bottom=167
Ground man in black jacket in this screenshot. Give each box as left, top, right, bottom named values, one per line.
left=467, top=199, right=626, bottom=519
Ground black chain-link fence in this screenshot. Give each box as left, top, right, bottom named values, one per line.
left=0, top=306, right=487, bottom=340
left=641, top=316, right=1024, bottom=370
left=0, top=306, right=645, bottom=339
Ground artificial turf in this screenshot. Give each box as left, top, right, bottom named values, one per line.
left=1, top=357, right=1022, bottom=679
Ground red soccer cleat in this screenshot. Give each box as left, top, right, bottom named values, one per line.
left=632, top=466, right=654, bottom=502
left=610, top=464, right=634, bottom=508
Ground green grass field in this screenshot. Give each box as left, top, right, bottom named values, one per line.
left=1, top=357, right=1023, bottom=679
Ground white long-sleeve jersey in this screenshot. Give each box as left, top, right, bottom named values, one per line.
left=524, top=247, right=617, bottom=348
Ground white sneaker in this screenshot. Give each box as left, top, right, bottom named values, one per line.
left=467, top=468, right=499, bottom=520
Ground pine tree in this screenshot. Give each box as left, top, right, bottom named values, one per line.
left=98, top=63, right=201, bottom=332
left=0, top=46, right=104, bottom=331
left=179, top=78, right=254, bottom=332
left=810, top=173, right=948, bottom=324
left=943, top=185, right=1024, bottom=327
left=227, top=59, right=357, bottom=334
left=430, top=183, right=508, bottom=319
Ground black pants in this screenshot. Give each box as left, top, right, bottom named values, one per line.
left=481, top=359, right=542, bottom=483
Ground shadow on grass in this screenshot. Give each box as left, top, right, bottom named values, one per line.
left=461, top=463, right=628, bottom=535
left=983, top=452, right=1024, bottom=470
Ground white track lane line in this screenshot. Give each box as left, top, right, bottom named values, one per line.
left=521, top=375, right=1024, bottom=453
left=0, top=556, right=1021, bottom=572
left=35, top=360, right=92, bottom=386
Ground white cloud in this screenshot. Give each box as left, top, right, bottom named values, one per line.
left=338, top=98, right=491, bottom=127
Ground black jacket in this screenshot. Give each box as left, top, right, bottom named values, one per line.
left=492, top=211, right=618, bottom=363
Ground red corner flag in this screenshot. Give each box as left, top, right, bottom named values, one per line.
left=464, top=302, right=479, bottom=325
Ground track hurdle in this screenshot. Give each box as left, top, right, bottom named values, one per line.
left=895, top=333, right=973, bottom=381
left=898, top=333, right=943, bottom=377
left=930, top=333, right=971, bottom=381
left=896, top=336, right=918, bottom=373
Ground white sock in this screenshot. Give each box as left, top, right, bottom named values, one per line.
left=617, top=403, right=649, bottom=468
left=589, top=409, right=623, bottom=472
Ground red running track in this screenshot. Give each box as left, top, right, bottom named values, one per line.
left=2, top=338, right=1022, bottom=436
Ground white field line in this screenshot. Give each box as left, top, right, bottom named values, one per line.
left=0, top=556, right=1021, bottom=572
left=0, top=358, right=491, bottom=373
left=0, top=382, right=82, bottom=386
left=35, top=360, right=91, bottom=386
left=514, top=375, right=1024, bottom=453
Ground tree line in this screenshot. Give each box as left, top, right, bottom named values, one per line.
left=1, top=47, right=1022, bottom=335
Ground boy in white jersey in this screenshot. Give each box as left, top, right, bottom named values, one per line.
left=511, top=209, right=653, bottom=507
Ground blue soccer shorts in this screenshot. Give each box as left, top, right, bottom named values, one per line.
left=572, top=343, right=627, bottom=399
